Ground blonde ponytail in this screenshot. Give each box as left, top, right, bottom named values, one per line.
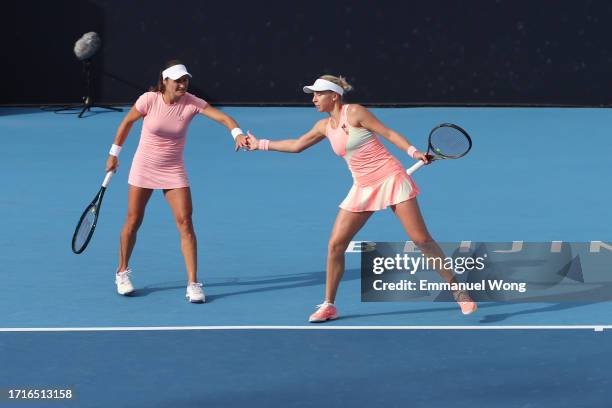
left=319, top=75, right=353, bottom=93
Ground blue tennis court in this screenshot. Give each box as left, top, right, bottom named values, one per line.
left=1, top=106, right=611, bottom=406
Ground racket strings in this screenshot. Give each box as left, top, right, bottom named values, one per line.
left=429, top=126, right=471, bottom=158
left=73, top=207, right=96, bottom=251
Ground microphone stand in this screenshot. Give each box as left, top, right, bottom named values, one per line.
left=54, top=59, right=123, bottom=118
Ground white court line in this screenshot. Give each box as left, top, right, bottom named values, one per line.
left=0, top=325, right=609, bottom=332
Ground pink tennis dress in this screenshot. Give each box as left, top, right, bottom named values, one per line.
left=128, top=92, right=207, bottom=189
left=326, top=104, right=419, bottom=212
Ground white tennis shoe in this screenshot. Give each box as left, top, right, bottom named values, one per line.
left=186, top=282, right=205, bottom=303
left=115, top=269, right=135, bottom=295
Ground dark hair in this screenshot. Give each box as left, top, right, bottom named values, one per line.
left=149, top=59, right=184, bottom=93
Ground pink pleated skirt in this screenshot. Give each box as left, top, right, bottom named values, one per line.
left=339, top=171, right=419, bottom=212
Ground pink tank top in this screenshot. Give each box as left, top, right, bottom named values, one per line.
left=325, top=105, right=405, bottom=186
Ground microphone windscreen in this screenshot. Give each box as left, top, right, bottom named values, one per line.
left=74, top=32, right=101, bottom=61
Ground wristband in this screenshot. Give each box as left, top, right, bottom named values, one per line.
left=109, top=144, right=122, bottom=157
left=231, top=128, right=244, bottom=140
left=406, top=145, right=418, bottom=159
left=258, top=139, right=270, bottom=151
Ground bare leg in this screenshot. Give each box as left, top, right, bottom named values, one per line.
left=163, top=187, right=198, bottom=283
left=118, top=185, right=153, bottom=273
left=325, top=209, right=373, bottom=303
left=391, top=198, right=457, bottom=284
left=392, top=198, right=477, bottom=314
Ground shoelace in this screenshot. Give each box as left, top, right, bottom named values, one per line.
left=189, top=282, right=203, bottom=294
left=314, top=303, right=332, bottom=310
left=117, top=269, right=132, bottom=284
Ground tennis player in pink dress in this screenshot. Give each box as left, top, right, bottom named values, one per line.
left=246, top=75, right=477, bottom=322
left=106, top=60, right=249, bottom=303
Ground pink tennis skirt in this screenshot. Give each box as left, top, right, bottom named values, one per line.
left=340, top=171, right=419, bottom=212
left=128, top=150, right=190, bottom=190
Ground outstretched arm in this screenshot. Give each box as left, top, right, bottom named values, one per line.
left=199, top=104, right=249, bottom=151
left=247, top=119, right=327, bottom=153
left=106, top=106, right=143, bottom=172
left=348, top=104, right=429, bottom=163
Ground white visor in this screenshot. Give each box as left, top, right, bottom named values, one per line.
left=303, top=78, right=344, bottom=95
left=162, top=64, right=192, bottom=80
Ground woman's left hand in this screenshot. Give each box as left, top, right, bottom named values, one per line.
left=235, top=134, right=249, bottom=151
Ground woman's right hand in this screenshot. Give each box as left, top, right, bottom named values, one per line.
left=106, top=155, right=119, bottom=172
left=413, top=151, right=431, bottom=165
left=246, top=131, right=259, bottom=151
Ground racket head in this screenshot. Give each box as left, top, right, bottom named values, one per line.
left=71, top=189, right=104, bottom=254
left=427, top=123, right=472, bottom=159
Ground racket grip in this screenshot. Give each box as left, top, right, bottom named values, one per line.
left=406, top=160, right=426, bottom=175
left=102, top=171, right=114, bottom=188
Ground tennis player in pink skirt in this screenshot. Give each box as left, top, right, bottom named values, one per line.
left=247, top=75, right=477, bottom=322
left=106, top=60, right=249, bottom=302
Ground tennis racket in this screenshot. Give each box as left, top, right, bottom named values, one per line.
left=71, top=171, right=114, bottom=254
left=406, top=123, right=472, bottom=175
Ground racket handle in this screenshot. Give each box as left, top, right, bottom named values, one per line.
left=406, top=160, right=426, bottom=175
left=102, top=171, right=114, bottom=188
